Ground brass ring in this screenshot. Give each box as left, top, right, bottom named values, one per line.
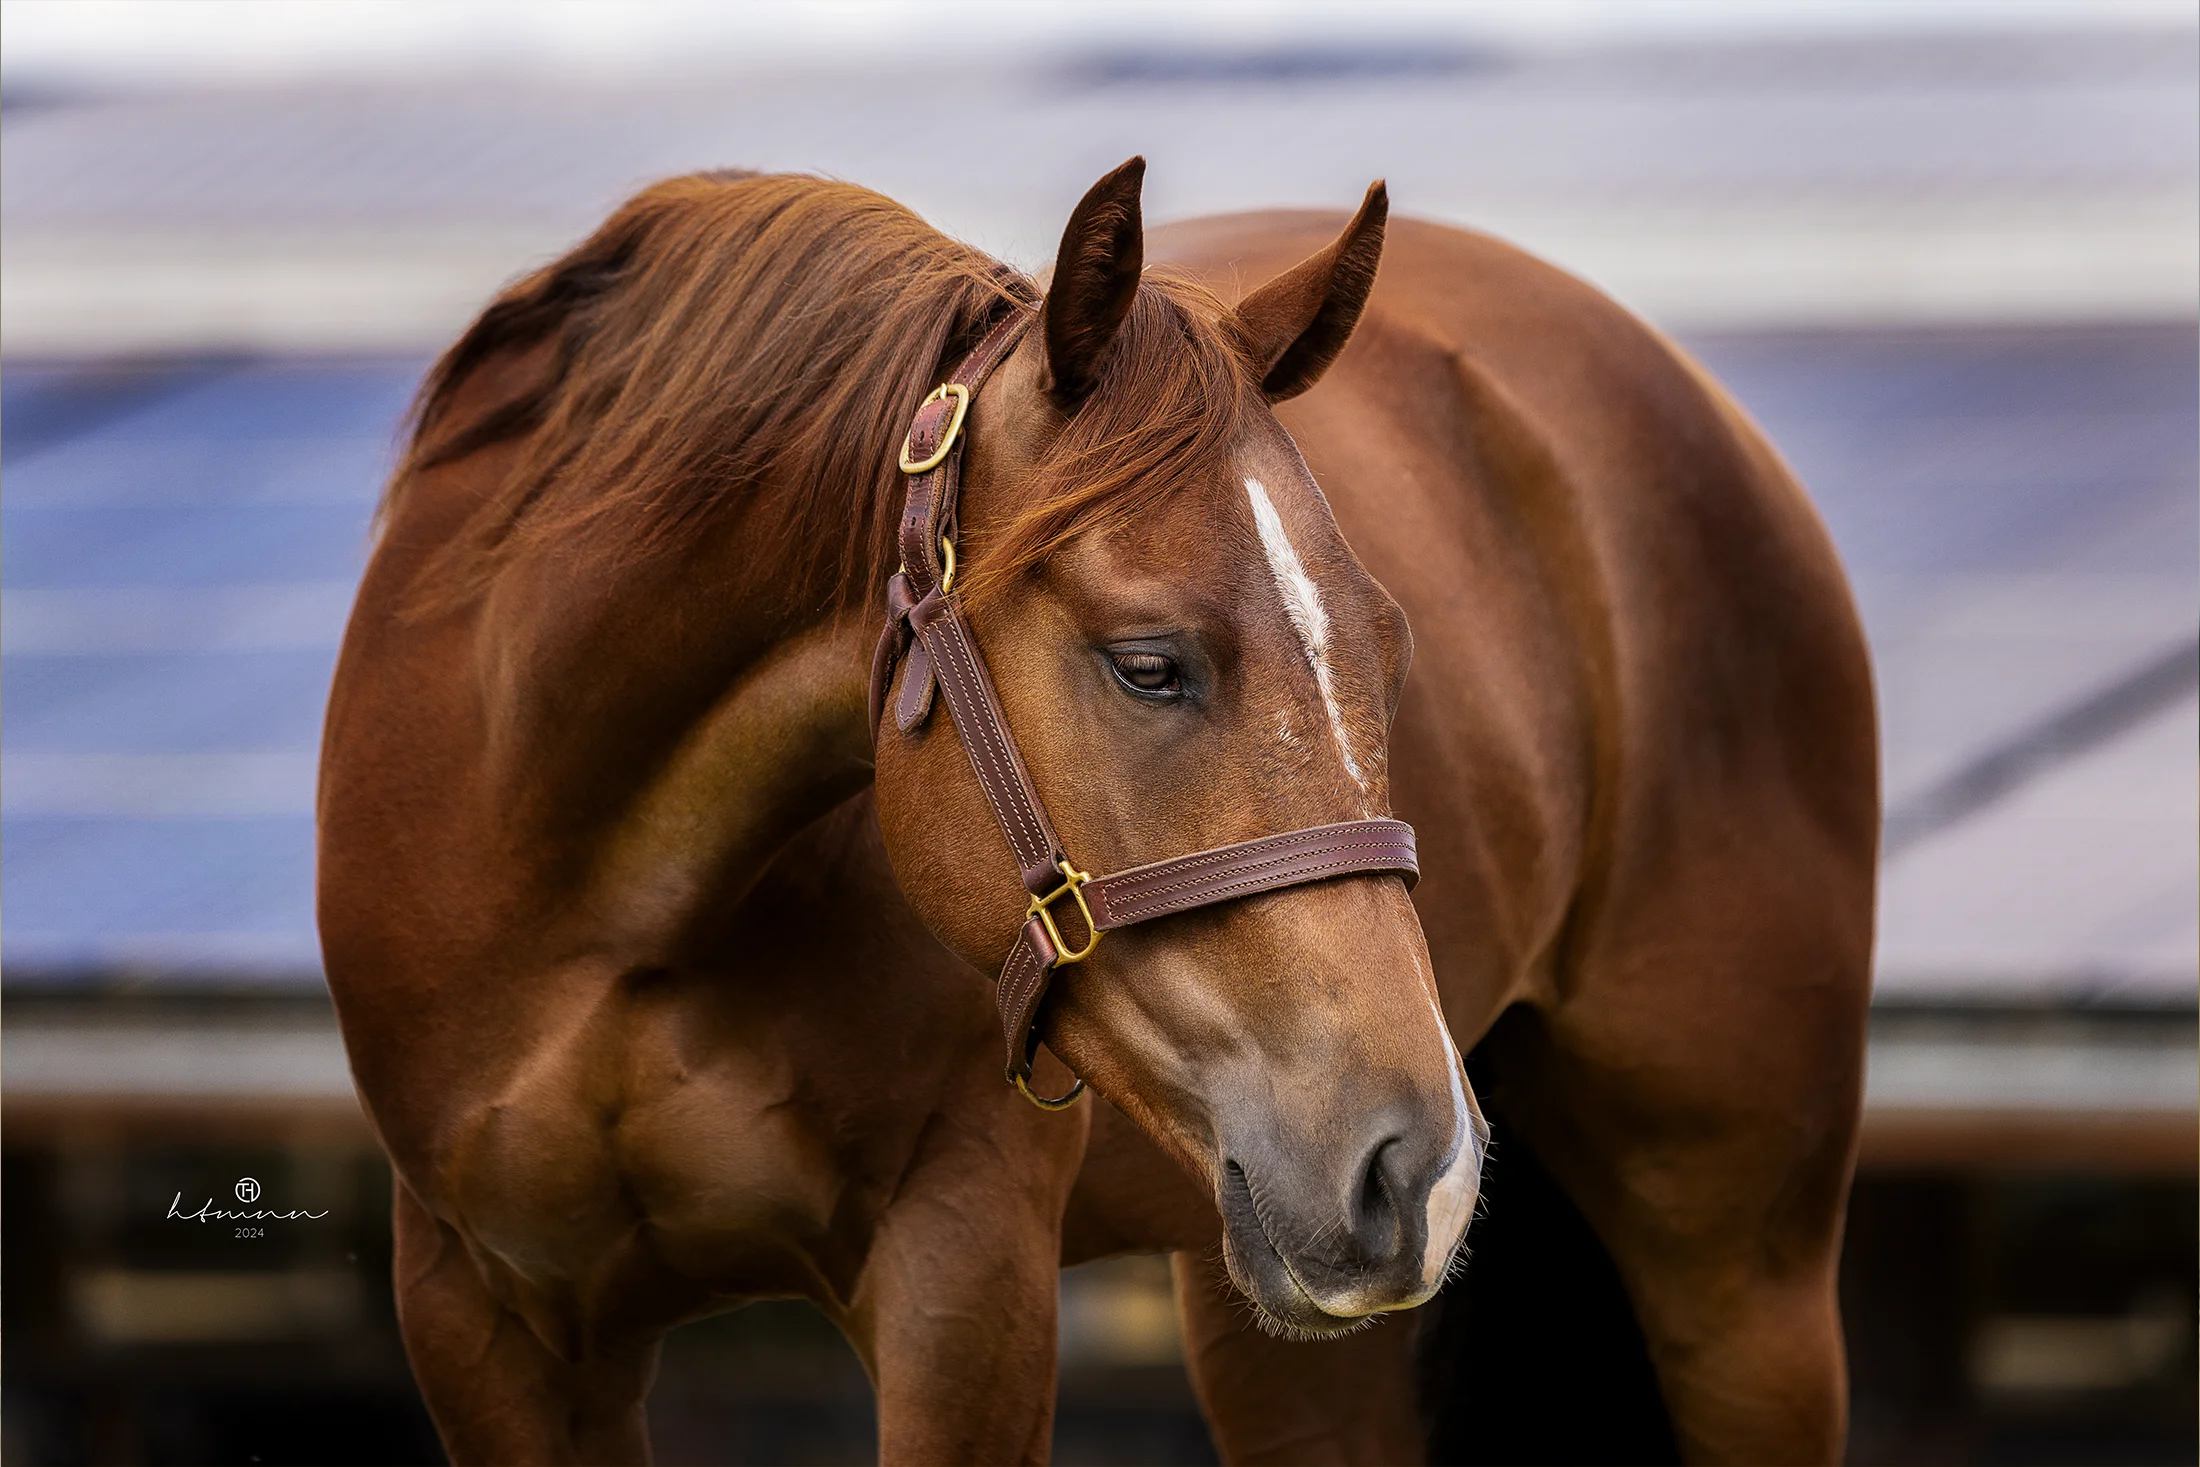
left=1013, top=1068, right=1087, bottom=1111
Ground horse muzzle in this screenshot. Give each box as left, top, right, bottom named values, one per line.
left=1216, top=1103, right=1485, bottom=1333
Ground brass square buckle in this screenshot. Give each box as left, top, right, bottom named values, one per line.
left=898, top=383, right=970, bottom=475
left=1028, top=859, right=1102, bottom=966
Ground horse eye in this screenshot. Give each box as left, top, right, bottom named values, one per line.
left=1109, top=651, right=1180, bottom=695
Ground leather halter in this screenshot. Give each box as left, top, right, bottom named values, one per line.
left=870, top=308, right=1420, bottom=1109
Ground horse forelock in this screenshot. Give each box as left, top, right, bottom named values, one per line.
left=383, top=173, right=1260, bottom=624
left=954, top=273, right=1255, bottom=608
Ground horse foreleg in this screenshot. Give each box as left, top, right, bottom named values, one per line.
left=1173, top=1249, right=1426, bottom=1465
left=844, top=1080, right=1091, bottom=1465
left=393, top=1181, right=658, bottom=1466
left=1561, top=1146, right=1849, bottom=1467
left=1489, top=990, right=1862, bottom=1466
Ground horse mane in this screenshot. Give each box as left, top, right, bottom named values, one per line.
left=386, top=170, right=1253, bottom=618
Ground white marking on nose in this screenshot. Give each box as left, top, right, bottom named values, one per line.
left=1245, top=478, right=1368, bottom=794
left=1415, top=952, right=1480, bottom=1291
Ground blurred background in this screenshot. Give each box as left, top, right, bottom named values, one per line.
left=2, top=1, right=2193, bottom=1463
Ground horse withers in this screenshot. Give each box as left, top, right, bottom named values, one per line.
left=320, top=159, right=1873, bottom=1464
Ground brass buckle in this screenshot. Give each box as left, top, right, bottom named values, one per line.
left=898, top=383, right=970, bottom=475
left=1028, top=859, right=1102, bottom=966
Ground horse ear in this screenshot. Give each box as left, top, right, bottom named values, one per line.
left=1233, top=180, right=1387, bottom=403
left=1042, top=156, right=1145, bottom=405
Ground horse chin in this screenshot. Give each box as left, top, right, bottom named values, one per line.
left=1221, top=1227, right=1426, bottom=1340
left=1217, top=1163, right=1439, bottom=1339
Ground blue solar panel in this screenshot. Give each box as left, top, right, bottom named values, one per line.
left=5, top=651, right=340, bottom=752
left=1687, top=328, right=2199, bottom=581
left=5, top=504, right=376, bottom=587
left=3, top=359, right=422, bottom=989
left=3, top=816, right=319, bottom=976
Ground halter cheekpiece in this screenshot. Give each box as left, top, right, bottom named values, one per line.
left=870, top=308, right=1420, bottom=1109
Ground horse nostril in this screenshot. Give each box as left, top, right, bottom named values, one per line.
left=1352, top=1136, right=1405, bottom=1249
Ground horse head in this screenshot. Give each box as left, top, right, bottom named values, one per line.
left=872, top=160, right=1485, bottom=1335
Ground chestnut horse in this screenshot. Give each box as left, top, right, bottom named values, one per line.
left=319, top=161, right=1874, bottom=1464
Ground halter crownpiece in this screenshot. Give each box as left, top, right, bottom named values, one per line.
left=870, top=307, right=1420, bottom=1109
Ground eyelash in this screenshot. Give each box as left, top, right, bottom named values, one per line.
left=1109, top=651, right=1181, bottom=697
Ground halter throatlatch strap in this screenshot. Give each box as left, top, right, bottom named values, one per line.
left=872, top=307, right=1421, bottom=1109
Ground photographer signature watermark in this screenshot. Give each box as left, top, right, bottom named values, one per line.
left=167, top=1176, right=330, bottom=1229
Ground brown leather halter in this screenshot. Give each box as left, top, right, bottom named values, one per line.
left=870, top=308, right=1420, bottom=1109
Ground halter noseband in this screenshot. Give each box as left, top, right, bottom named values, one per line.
left=869, top=309, right=1419, bottom=1109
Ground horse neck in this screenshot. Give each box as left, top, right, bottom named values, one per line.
left=482, top=511, right=879, bottom=943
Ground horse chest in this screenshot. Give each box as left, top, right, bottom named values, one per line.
left=438, top=977, right=944, bottom=1304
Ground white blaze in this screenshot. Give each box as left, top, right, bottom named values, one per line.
left=1245, top=478, right=1368, bottom=794
left=1248, top=477, right=1475, bottom=1304
left=1416, top=952, right=1481, bottom=1290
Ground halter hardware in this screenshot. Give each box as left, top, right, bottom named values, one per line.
left=1013, top=1067, right=1087, bottom=1112
left=1027, top=860, right=1102, bottom=965
left=892, top=534, right=959, bottom=597
left=871, top=306, right=1420, bottom=1112
left=898, top=383, right=970, bottom=474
